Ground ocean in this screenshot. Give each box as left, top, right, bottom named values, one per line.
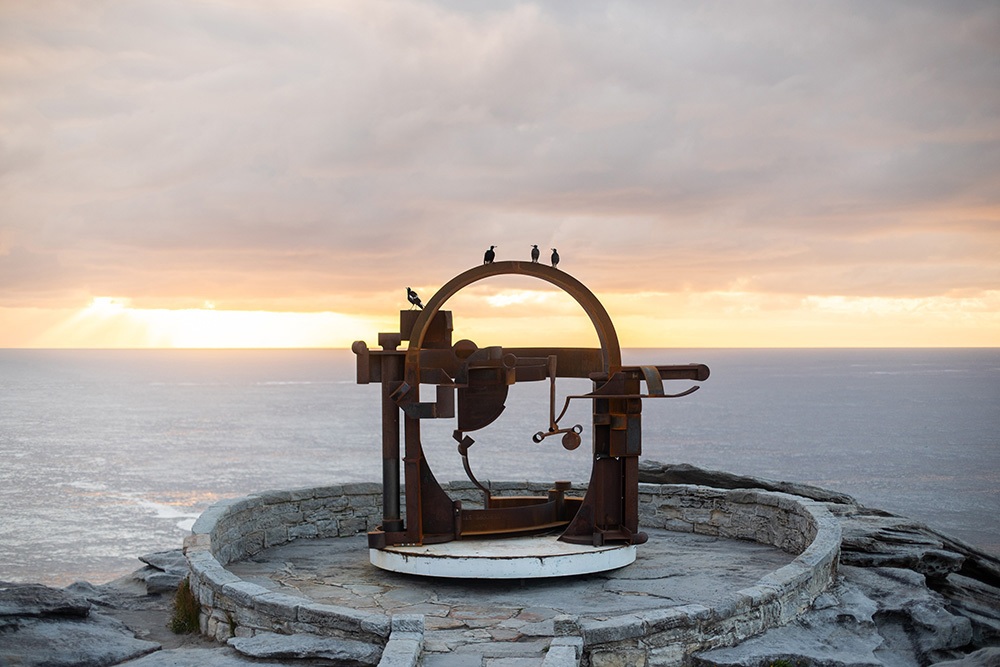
left=1, top=348, right=997, bottom=587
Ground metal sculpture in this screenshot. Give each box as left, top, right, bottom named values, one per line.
left=353, top=261, right=708, bottom=549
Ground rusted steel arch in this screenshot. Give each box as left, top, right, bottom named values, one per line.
left=403, top=260, right=622, bottom=385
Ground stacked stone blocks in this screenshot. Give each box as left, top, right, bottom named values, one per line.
left=183, top=479, right=840, bottom=666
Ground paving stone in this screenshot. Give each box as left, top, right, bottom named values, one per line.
left=488, top=627, right=523, bottom=641
left=451, top=606, right=519, bottom=628
left=122, top=647, right=296, bottom=666
left=421, top=654, right=484, bottom=667
left=228, top=631, right=382, bottom=665
left=516, top=607, right=560, bottom=623
left=485, top=658, right=544, bottom=666
left=426, top=615, right=468, bottom=630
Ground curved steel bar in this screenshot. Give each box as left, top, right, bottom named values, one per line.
left=403, top=261, right=622, bottom=390
left=553, top=385, right=701, bottom=426
left=460, top=451, right=491, bottom=507
left=395, top=262, right=624, bottom=546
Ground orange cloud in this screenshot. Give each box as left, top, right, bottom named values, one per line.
left=1, top=2, right=997, bottom=348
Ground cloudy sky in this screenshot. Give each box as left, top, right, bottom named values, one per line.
left=1, top=1, right=998, bottom=348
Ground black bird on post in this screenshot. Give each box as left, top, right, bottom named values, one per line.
left=551, top=248, right=560, bottom=268
left=484, top=245, right=497, bottom=264
left=530, top=245, right=540, bottom=262
left=406, top=287, right=423, bottom=310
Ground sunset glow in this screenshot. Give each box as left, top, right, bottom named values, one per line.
left=1, top=2, right=997, bottom=349
left=9, top=299, right=390, bottom=349
left=2, top=286, right=997, bottom=349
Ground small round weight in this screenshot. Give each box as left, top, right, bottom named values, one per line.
left=561, top=431, right=582, bottom=450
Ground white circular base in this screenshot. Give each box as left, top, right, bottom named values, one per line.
left=370, top=536, right=636, bottom=579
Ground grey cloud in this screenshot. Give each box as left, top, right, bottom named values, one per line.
left=0, top=0, right=997, bottom=308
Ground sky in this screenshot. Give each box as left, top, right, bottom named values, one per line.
left=1, top=0, right=998, bottom=348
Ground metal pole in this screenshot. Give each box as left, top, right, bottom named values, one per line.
left=381, top=354, right=403, bottom=532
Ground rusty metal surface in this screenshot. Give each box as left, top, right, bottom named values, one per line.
left=353, top=260, right=708, bottom=549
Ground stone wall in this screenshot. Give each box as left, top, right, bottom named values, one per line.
left=584, top=483, right=841, bottom=666
left=182, top=480, right=542, bottom=643
left=183, top=480, right=840, bottom=664
left=183, top=482, right=389, bottom=643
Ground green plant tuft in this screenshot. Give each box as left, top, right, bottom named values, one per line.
left=169, top=578, right=200, bottom=634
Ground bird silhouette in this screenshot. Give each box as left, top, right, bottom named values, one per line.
left=551, top=248, right=560, bottom=268
left=406, top=287, right=423, bottom=310
left=484, top=245, right=497, bottom=264
left=530, top=245, right=540, bottom=262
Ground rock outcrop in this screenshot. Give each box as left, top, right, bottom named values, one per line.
left=0, top=581, right=160, bottom=667
left=637, top=461, right=1000, bottom=666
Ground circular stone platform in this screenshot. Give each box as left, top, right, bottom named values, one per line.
left=370, top=535, right=636, bottom=578
left=184, top=480, right=841, bottom=663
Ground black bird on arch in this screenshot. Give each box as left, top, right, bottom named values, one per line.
left=550, top=248, right=560, bottom=268
left=406, top=287, right=423, bottom=310
left=484, top=245, right=497, bottom=264
left=530, top=245, right=540, bottom=262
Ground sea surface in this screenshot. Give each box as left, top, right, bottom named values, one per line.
left=1, top=348, right=997, bottom=586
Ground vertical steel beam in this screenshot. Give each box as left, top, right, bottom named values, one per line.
left=380, top=353, right=403, bottom=532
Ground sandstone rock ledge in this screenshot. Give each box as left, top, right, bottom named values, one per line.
left=1, top=462, right=998, bottom=667
left=638, top=462, right=1000, bottom=667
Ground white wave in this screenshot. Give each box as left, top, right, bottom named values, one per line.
left=125, top=495, right=200, bottom=520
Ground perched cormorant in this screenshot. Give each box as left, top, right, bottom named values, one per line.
left=551, top=248, right=560, bottom=268
left=406, top=287, right=423, bottom=310
left=484, top=245, right=497, bottom=264
left=530, top=245, right=540, bottom=262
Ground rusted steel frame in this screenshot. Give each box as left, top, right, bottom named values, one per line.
left=404, top=417, right=458, bottom=544
left=653, top=364, right=711, bottom=381
left=558, top=369, right=647, bottom=546
left=457, top=432, right=492, bottom=508
left=619, top=372, right=643, bottom=536
left=352, top=341, right=372, bottom=384
left=397, top=261, right=624, bottom=546
left=402, top=262, right=623, bottom=382
left=547, top=354, right=558, bottom=429
left=552, top=387, right=699, bottom=427
left=550, top=364, right=710, bottom=426
left=459, top=497, right=583, bottom=537
left=502, top=347, right=605, bottom=378
left=402, top=413, right=423, bottom=544
left=381, top=354, right=403, bottom=532
left=351, top=341, right=408, bottom=533
left=408, top=346, right=607, bottom=386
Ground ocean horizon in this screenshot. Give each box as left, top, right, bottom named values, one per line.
left=1, top=347, right=997, bottom=587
